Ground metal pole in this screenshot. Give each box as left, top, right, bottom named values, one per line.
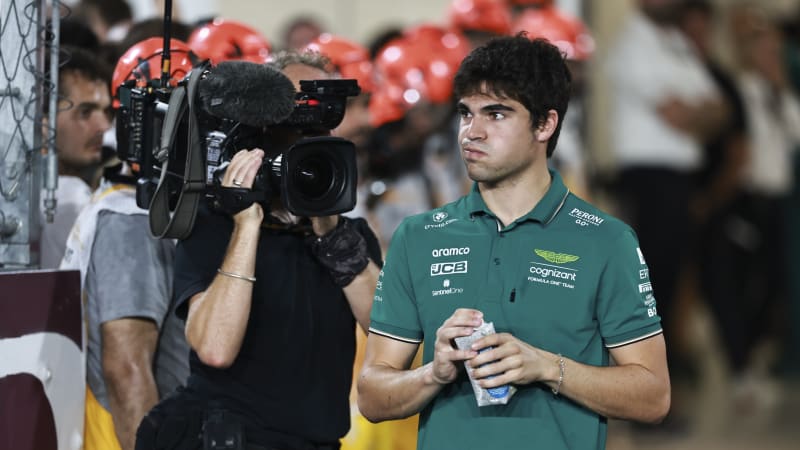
left=160, top=0, right=173, bottom=89
left=42, top=0, right=60, bottom=223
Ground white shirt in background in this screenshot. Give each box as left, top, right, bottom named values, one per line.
left=606, top=10, right=719, bottom=171
left=738, top=72, right=800, bottom=196
left=40, top=175, right=91, bottom=269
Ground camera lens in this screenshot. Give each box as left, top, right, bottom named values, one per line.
left=281, top=136, right=356, bottom=216
left=293, top=155, right=335, bottom=200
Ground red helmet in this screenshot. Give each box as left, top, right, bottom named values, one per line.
left=188, top=18, right=271, bottom=64
left=305, top=33, right=374, bottom=93
left=413, top=26, right=469, bottom=104
left=370, top=38, right=421, bottom=126
left=512, top=7, right=594, bottom=60
left=368, top=80, right=411, bottom=127
left=111, top=37, right=195, bottom=107
left=404, top=24, right=472, bottom=70
left=448, top=0, right=512, bottom=36
left=370, top=25, right=470, bottom=126
left=509, top=0, right=554, bottom=6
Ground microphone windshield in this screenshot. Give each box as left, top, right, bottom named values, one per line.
left=198, top=61, right=296, bottom=127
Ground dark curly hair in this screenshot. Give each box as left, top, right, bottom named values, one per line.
left=43, top=45, right=112, bottom=114
left=453, top=34, right=571, bottom=157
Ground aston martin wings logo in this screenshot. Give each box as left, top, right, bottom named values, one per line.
left=535, top=249, right=580, bottom=264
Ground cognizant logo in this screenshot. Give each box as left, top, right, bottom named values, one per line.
left=529, top=265, right=577, bottom=281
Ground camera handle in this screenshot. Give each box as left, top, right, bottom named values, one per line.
left=208, top=186, right=268, bottom=216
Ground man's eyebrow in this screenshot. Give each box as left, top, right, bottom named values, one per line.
left=456, top=102, right=516, bottom=113
left=75, top=101, right=104, bottom=110
left=480, top=103, right=515, bottom=113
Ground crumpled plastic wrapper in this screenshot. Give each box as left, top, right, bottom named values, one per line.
left=454, top=321, right=517, bottom=406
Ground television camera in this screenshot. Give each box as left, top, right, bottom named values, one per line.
left=115, top=60, right=361, bottom=239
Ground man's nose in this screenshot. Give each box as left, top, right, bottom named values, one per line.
left=464, top=118, right=486, bottom=141
left=94, top=110, right=112, bottom=132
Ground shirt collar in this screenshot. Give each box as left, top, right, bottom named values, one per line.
left=466, top=169, right=569, bottom=225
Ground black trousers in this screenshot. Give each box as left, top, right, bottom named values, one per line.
left=616, top=167, right=693, bottom=330
left=615, top=167, right=694, bottom=369
left=698, top=193, right=789, bottom=372
left=135, top=387, right=341, bottom=450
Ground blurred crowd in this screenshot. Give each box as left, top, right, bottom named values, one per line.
left=42, top=0, right=799, bottom=448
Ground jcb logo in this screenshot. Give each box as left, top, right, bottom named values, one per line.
left=431, top=261, right=468, bottom=276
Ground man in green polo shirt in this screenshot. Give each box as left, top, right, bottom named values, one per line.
left=358, top=35, right=671, bottom=450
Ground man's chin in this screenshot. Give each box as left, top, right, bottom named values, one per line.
left=85, top=150, right=103, bottom=165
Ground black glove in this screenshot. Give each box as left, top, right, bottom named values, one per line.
left=307, top=217, right=370, bottom=286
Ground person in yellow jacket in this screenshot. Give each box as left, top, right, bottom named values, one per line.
left=342, top=329, right=421, bottom=450
left=61, top=169, right=190, bottom=450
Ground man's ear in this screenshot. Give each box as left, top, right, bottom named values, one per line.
left=534, top=109, right=559, bottom=143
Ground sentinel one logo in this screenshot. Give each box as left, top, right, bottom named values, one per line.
left=569, top=208, right=604, bottom=227
left=432, top=278, right=464, bottom=296
left=432, top=247, right=470, bottom=257
left=431, top=261, right=468, bottom=276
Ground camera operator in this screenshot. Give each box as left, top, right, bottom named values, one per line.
left=136, top=51, right=382, bottom=450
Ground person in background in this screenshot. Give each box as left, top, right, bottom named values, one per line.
left=721, top=3, right=800, bottom=409
left=359, top=35, right=670, bottom=450
left=72, top=0, right=133, bottom=43
left=136, top=51, right=382, bottom=450
left=365, top=25, right=471, bottom=248
left=40, top=45, right=113, bottom=269
left=282, top=15, right=324, bottom=51
left=678, top=0, right=755, bottom=406
left=58, top=37, right=193, bottom=450
left=605, top=0, right=727, bottom=377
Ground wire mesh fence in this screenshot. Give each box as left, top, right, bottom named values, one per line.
left=0, top=0, right=57, bottom=269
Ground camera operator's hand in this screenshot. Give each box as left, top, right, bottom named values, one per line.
left=223, top=149, right=265, bottom=226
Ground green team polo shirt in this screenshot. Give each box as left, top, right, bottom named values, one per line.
left=369, top=170, right=662, bottom=450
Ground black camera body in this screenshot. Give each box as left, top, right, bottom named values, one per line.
left=286, top=79, right=360, bottom=131
left=115, top=63, right=360, bottom=238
